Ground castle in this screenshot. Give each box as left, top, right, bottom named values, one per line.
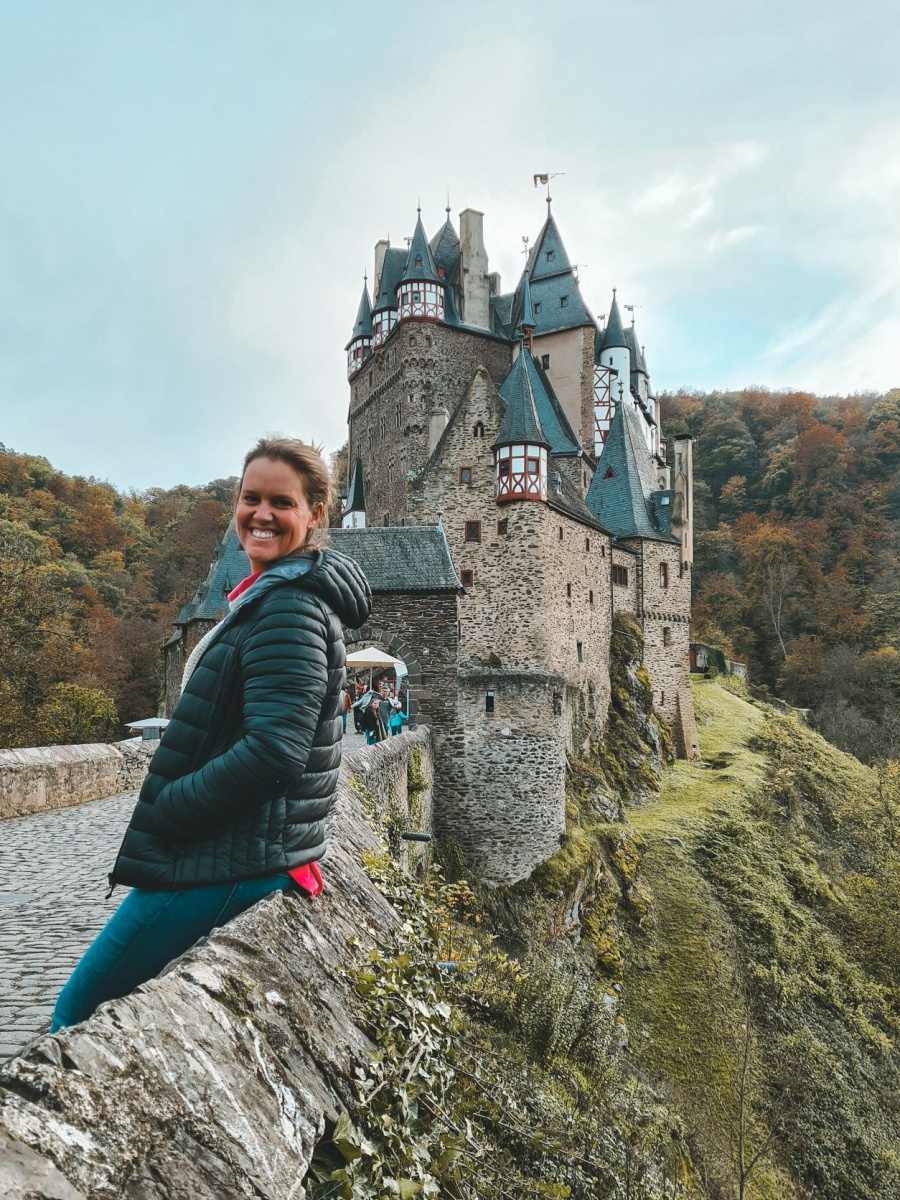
left=166, top=199, right=697, bottom=884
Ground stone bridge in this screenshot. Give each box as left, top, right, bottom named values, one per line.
left=0, top=730, right=433, bottom=1199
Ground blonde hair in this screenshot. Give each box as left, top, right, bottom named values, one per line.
left=239, top=436, right=335, bottom=549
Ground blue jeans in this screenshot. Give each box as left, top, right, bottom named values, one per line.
left=51, top=874, right=294, bottom=1032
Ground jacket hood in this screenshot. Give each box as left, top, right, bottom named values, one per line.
left=254, top=548, right=372, bottom=629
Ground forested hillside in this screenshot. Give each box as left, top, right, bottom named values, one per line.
left=0, top=445, right=233, bottom=747
left=661, top=387, right=900, bottom=762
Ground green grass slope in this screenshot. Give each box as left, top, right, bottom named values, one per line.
left=623, top=679, right=900, bottom=1200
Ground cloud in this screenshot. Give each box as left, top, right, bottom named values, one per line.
left=707, top=225, right=758, bottom=252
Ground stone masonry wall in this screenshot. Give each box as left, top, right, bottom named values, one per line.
left=439, top=670, right=569, bottom=884
left=0, top=732, right=431, bottom=1200
left=348, top=320, right=511, bottom=526
left=0, top=741, right=152, bottom=822
left=627, top=537, right=692, bottom=728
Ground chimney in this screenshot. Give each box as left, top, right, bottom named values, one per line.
left=373, top=239, right=389, bottom=300
left=428, top=405, right=449, bottom=455
left=672, top=434, right=694, bottom=569
left=459, top=209, right=490, bottom=330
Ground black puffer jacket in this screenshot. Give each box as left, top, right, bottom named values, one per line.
left=112, top=549, right=371, bottom=891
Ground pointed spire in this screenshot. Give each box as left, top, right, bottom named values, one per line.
left=494, top=352, right=551, bottom=450
left=350, top=278, right=373, bottom=340
left=600, top=289, right=627, bottom=351
left=399, top=211, right=441, bottom=285
left=518, top=272, right=536, bottom=331
left=344, top=450, right=366, bottom=515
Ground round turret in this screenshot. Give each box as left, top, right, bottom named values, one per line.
left=346, top=279, right=373, bottom=378
left=493, top=349, right=550, bottom=504
left=396, top=211, right=445, bottom=324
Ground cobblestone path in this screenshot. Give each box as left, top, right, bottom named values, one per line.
left=0, top=790, right=136, bottom=1060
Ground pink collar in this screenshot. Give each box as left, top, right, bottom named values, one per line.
left=227, top=570, right=264, bottom=603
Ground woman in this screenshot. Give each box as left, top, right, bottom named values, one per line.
left=51, top=437, right=371, bottom=1032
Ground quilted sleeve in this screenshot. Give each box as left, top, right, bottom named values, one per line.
left=150, top=589, right=329, bottom=843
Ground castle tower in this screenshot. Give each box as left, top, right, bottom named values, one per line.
left=493, top=348, right=551, bottom=504
left=345, top=279, right=373, bottom=379
left=396, top=210, right=446, bottom=324
left=371, top=243, right=405, bottom=348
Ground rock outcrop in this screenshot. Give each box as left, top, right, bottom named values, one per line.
left=0, top=729, right=433, bottom=1199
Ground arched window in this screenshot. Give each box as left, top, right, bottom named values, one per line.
left=473, top=421, right=485, bottom=438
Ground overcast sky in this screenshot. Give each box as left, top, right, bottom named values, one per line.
left=1, top=0, right=898, bottom=490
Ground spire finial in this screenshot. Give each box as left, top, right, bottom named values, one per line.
left=417, top=198, right=421, bottom=217
left=446, top=188, right=451, bottom=216
left=613, top=286, right=617, bottom=297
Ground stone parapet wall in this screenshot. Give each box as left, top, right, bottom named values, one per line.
left=0, top=732, right=432, bottom=1200
left=0, top=740, right=153, bottom=822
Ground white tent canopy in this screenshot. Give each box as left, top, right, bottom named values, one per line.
left=346, top=648, right=404, bottom=669
left=346, top=647, right=408, bottom=687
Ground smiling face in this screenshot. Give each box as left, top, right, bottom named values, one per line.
left=235, top=456, right=324, bottom=573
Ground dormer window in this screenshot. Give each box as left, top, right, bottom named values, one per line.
left=604, top=467, right=615, bottom=480
left=541, top=354, right=550, bottom=369
left=415, top=256, right=422, bottom=268
left=560, top=295, right=568, bottom=308
left=533, top=302, right=541, bottom=315
left=545, top=250, right=554, bottom=262
left=437, top=266, right=445, bottom=278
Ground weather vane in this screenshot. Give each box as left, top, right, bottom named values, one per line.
left=533, top=172, right=565, bottom=210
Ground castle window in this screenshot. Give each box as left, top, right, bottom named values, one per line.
left=589, top=590, right=594, bottom=605
left=498, top=459, right=510, bottom=477
left=541, top=354, right=550, bottom=370
left=424, top=335, right=432, bottom=348
left=461, top=569, right=474, bottom=588
left=560, top=295, right=568, bottom=308
left=396, top=401, right=402, bottom=430
left=545, top=250, right=554, bottom=262
left=473, top=421, right=485, bottom=438
left=604, top=467, right=615, bottom=480
left=660, top=562, right=669, bottom=589
left=577, top=641, right=583, bottom=663
left=379, top=415, right=386, bottom=439
left=566, top=582, right=572, bottom=598
left=459, top=466, right=472, bottom=485
left=415, top=256, right=422, bottom=268
left=412, top=291, right=421, bottom=303
left=533, top=302, right=541, bottom=315
left=437, top=266, right=445, bottom=278
left=613, top=564, right=629, bottom=587
left=497, top=518, right=508, bottom=536
left=601, top=545, right=606, bottom=558
left=367, top=427, right=374, bottom=451
left=558, top=527, right=564, bottom=541
left=663, top=627, right=672, bottom=646
left=409, top=335, right=416, bottom=348
left=388, top=461, right=394, bottom=483
left=383, top=513, right=389, bottom=526
left=464, top=520, right=482, bottom=543
left=527, top=456, right=539, bottom=474
left=585, top=538, right=591, bottom=552
left=485, top=691, right=494, bottom=715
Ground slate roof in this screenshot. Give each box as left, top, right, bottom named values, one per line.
left=345, top=452, right=366, bottom=513
left=547, top=462, right=608, bottom=532
left=598, top=292, right=627, bottom=352
left=330, top=526, right=461, bottom=592
left=346, top=281, right=373, bottom=348
left=500, top=352, right=581, bottom=456
left=430, top=215, right=460, bottom=283
left=624, top=324, right=646, bottom=375
left=175, top=521, right=461, bottom=627
left=399, top=214, right=442, bottom=286
left=175, top=522, right=252, bottom=624
left=494, top=351, right=551, bottom=449
left=584, top=401, right=678, bottom=543
left=373, top=247, right=406, bottom=311
left=518, top=272, right=536, bottom=330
